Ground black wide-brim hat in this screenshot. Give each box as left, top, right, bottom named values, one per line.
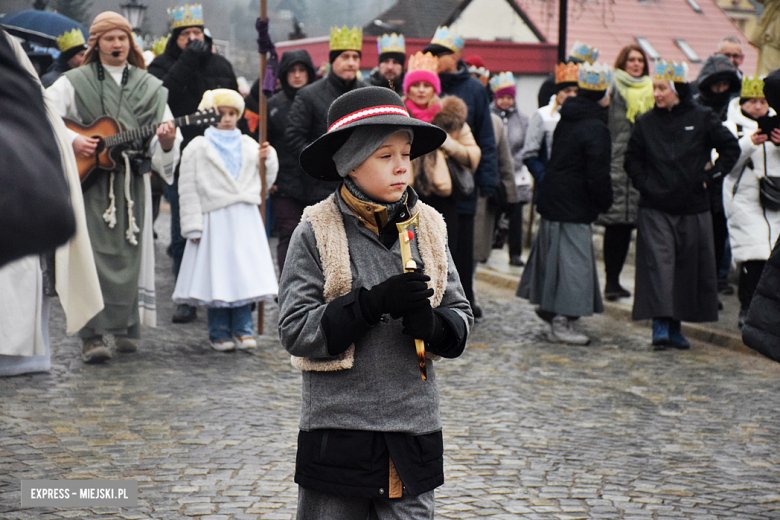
left=300, top=86, right=447, bottom=181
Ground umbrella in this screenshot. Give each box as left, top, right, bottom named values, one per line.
left=0, top=10, right=88, bottom=48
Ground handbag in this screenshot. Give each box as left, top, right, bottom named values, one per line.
left=759, top=146, right=780, bottom=211
left=429, top=149, right=453, bottom=197
left=446, top=155, right=475, bottom=201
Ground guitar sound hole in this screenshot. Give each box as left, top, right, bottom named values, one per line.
left=93, top=137, right=105, bottom=155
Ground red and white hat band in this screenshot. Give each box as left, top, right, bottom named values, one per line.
left=328, top=105, right=410, bottom=132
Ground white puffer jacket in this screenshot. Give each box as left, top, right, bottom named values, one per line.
left=723, top=97, right=780, bottom=263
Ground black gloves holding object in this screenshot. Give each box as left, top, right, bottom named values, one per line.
left=360, top=272, right=434, bottom=324
left=182, top=38, right=210, bottom=65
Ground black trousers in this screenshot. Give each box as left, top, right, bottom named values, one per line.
left=452, top=214, right=475, bottom=306
left=603, top=223, right=634, bottom=283
left=711, top=211, right=729, bottom=280
left=271, top=195, right=308, bottom=278
left=738, top=260, right=766, bottom=311
left=507, top=202, right=525, bottom=257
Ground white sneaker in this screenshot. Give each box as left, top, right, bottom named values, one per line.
left=211, top=339, right=236, bottom=352
left=234, top=335, right=257, bottom=350
left=549, top=315, right=590, bottom=346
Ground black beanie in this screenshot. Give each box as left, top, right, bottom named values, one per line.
left=379, top=52, right=406, bottom=66
left=577, top=89, right=606, bottom=103
left=555, top=81, right=578, bottom=93
left=60, top=45, right=86, bottom=63
left=330, top=49, right=362, bottom=64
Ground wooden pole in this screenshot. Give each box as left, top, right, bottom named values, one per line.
left=257, top=0, right=268, bottom=335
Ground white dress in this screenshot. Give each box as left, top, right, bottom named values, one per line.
left=173, top=202, right=278, bottom=307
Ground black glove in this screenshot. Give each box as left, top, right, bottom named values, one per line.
left=360, top=272, right=434, bottom=324
left=401, top=305, right=445, bottom=344
left=181, top=39, right=210, bottom=64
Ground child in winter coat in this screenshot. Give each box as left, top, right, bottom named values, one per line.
left=172, top=89, right=279, bottom=352
left=278, top=87, right=473, bottom=519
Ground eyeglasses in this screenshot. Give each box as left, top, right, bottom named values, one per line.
left=722, top=53, right=743, bottom=59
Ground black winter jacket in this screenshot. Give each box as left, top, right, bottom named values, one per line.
left=40, top=55, right=70, bottom=88
left=625, top=98, right=740, bottom=215
left=285, top=71, right=366, bottom=204
left=536, top=96, right=613, bottom=223
left=742, top=240, right=780, bottom=363
left=439, top=62, right=498, bottom=215
left=243, top=50, right=316, bottom=198
left=367, top=67, right=404, bottom=96
left=147, top=34, right=237, bottom=148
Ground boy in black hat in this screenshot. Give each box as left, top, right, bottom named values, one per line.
left=278, top=86, right=473, bottom=518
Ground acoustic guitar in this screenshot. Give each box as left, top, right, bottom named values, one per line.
left=64, top=109, right=221, bottom=185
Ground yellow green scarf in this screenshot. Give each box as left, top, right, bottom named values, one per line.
left=614, top=69, right=654, bottom=123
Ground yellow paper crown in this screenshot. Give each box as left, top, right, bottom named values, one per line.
left=741, top=76, right=765, bottom=99
left=151, top=35, right=169, bottom=56
left=330, top=26, right=362, bottom=52
left=407, top=51, right=438, bottom=75
left=56, top=28, right=85, bottom=53
left=555, top=62, right=579, bottom=84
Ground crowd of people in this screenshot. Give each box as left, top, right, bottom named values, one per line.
left=4, top=6, right=780, bottom=518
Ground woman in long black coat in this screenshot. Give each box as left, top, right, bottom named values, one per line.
left=625, top=62, right=739, bottom=349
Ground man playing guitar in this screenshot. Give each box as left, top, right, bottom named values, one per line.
left=47, top=11, right=182, bottom=363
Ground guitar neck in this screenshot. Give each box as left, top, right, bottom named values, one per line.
left=104, top=114, right=192, bottom=148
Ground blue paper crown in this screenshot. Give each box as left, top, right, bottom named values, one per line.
left=578, top=62, right=612, bottom=91
left=431, top=26, right=465, bottom=53
left=378, top=33, right=405, bottom=54
left=569, top=41, right=599, bottom=65
left=653, top=60, right=688, bottom=83
left=489, top=72, right=515, bottom=93
left=169, top=4, right=204, bottom=29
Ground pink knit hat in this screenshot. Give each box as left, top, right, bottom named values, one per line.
left=403, top=52, right=441, bottom=95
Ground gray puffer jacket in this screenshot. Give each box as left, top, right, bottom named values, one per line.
left=597, top=86, right=641, bottom=226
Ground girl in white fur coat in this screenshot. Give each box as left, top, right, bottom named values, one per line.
left=173, top=89, right=279, bottom=351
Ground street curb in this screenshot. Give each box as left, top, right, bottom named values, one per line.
left=475, top=267, right=756, bottom=356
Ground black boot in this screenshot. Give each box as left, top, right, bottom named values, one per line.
left=604, top=279, right=631, bottom=301
left=172, top=304, right=197, bottom=323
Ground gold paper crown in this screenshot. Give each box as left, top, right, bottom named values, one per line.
left=56, top=28, right=85, bottom=53
left=169, top=4, right=204, bottom=29
left=653, top=60, right=688, bottom=83
left=555, top=62, right=579, bottom=84
left=407, top=51, right=438, bottom=75
left=741, top=76, right=765, bottom=99
left=330, top=26, right=362, bottom=52
left=378, top=33, right=405, bottom=54
left=151, top=35, right=169, bottom=56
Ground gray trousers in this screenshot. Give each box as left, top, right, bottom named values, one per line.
left=296, top=487, right=435, bottom=520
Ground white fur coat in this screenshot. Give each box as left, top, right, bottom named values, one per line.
left=178, top=135, right=278, bottom=238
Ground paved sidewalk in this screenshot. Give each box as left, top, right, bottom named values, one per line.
left=476, top=244, right=750, bottom=354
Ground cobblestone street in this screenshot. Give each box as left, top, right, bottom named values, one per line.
left=2, top=214, right=780, bottom=519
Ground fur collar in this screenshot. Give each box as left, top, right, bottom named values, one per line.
left=291, top=193, right=448, bottom=372
left=431, top=96, right=468, bottom=133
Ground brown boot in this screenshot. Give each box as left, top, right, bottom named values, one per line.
left=114, top=336, right=137, bottom=353
left=82, top=336, right=111, bottom=364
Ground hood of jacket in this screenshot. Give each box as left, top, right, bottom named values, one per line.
left=765, top=68, right=780, bottom=112
left=279, top=49, right=316, bottom=99
left=161, top=29, right=214, bottom=61
left=559, top=96, right=605, bottom=123
left=697, top=54, right=741, bottom=98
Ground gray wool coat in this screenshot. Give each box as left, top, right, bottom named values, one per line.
left=597, top=87, right=641, bottom=226
left=278, top=191, right=473, bottom=435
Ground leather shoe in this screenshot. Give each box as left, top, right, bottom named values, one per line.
left=82, top=336, right=111, bottom=364
left=172, top=304, right=197, bottom=323
left=115, top=336, right=137, bottom=353
left=509, top=255, right=525, bottom=267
